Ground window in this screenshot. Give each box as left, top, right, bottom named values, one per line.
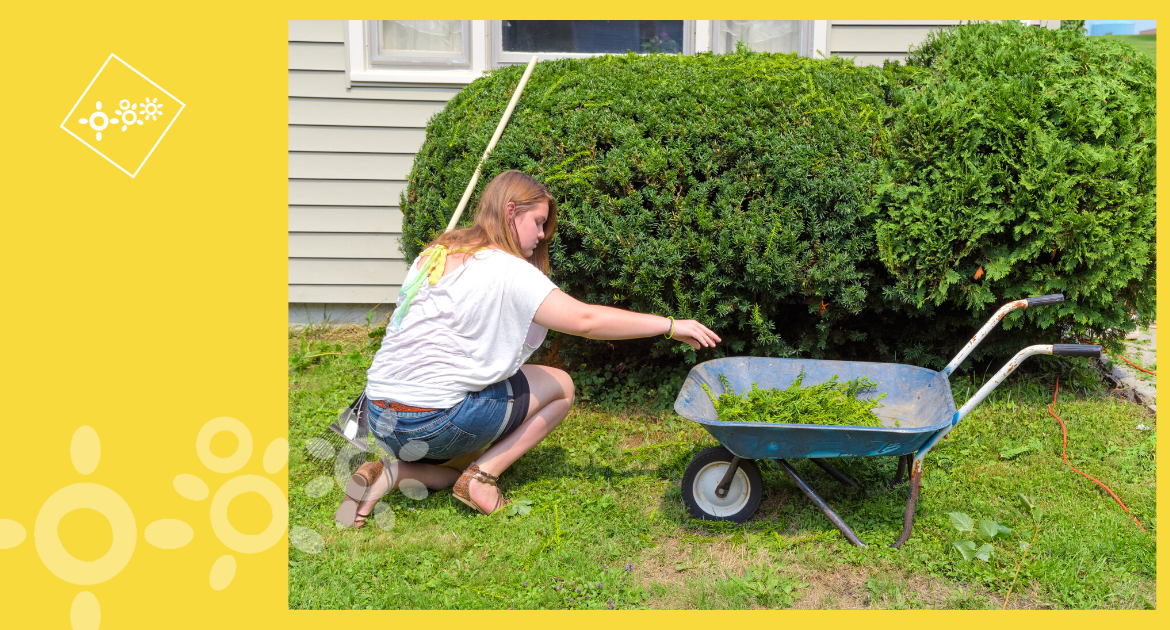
left=710, top=20, right=813, bottom=56
left=494, top=20, right=692, bottom=64
left=346, top=20, right=827, bottom=84
left=346, top=20, right=488, bottom=86
left=369, top=20, right=471, bottom=68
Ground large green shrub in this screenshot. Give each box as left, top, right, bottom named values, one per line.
left=402, top=51, right=892, bottom=363
left=875, top=21, right=1157, bottom=346
left=401, top=24, right=1155, bottom=377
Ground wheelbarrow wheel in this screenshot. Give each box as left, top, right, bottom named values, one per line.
left=681, top=446, right=762, bottom=524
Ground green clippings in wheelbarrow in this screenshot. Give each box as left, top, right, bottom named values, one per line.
left=701, top=372, right=890, bottom=427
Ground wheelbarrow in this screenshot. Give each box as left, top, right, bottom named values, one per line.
left=673, top=295, right=1100, bottom=547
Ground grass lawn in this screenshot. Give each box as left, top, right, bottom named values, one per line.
left=288, top=326, right=1156, bottom=610
left=1097, top=34, right=1156, bottom=66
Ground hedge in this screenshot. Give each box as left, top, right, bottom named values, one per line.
left=875, top=21, right=1157, bottom=350
left=400, top=23, right=1156, bottom=375
left=403, top=51, right=890, bottom=364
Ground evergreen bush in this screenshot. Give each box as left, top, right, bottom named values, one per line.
left=875, top=21, right=1156, bottom=350
left=402, top=50, right=891, bottom=365
left=400, top=23, right=1155, bottom=381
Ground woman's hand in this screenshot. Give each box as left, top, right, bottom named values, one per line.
left=669, top=319, right=721, bottom=350
left=534, top=290, right=721, bottom=348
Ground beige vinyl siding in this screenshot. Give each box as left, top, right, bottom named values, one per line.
left=288, top=153, right=414, bottom=180
left=288, top=42, right=348, bottom=71
left=289, top=207, right=403, bottom=233
left=290, top=285, right=406, bottom=304
left=288, top=20, right=457, bottom=322
left=290, top=259, right=411, bottom=285
left=289, top=71, right=461, bottom=101
left=288, top=20, right=346, bottom=43
left=827, top=21, right=962, bottom=66
left=289, top=126, right=427, bottom=153
left=289, top=233, right=403, bottom=259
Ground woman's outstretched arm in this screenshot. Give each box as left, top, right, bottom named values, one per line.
left=533, top=289, right=720, bottom=350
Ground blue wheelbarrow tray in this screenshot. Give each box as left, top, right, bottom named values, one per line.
left=669, top=295, right=1101, bottom=548
left=673, top=357, right=953, bottom=461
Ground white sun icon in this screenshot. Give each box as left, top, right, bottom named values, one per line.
left=173, top=417, right=288, bottom=591
left=13, top=426, right=201, bottom=630
left=113, top=99, right=143, bottom=132
left=77, top=101, right=110, bottom=141
left=140, top=97, right=163, bottom=121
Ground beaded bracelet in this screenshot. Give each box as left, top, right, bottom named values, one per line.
left=665, top=317, right=675, bottom=339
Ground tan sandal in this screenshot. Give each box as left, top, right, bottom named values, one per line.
left=452, top=462, right=511, bottom=515
left=334, top=459, right=385, bottom=528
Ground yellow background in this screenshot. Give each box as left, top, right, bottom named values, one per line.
left=1, top=1, right=1163, bottom=628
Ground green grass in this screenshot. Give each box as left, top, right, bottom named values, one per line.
left=288, top=327, right=1156, bottom=610
left=1097, top=34, right=1156, bottom=66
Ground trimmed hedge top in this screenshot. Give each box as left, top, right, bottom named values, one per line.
left=401, top=22, right=1155, bottom=370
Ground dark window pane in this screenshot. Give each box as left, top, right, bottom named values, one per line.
left=502, top=20, right=684, bottom=54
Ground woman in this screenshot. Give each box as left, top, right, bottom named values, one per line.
left=335, top=170, right=720, bottom=524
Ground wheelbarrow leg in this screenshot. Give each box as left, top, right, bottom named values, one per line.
left=776, top=459, right=865, bottom=547
left=714, top=456, right=741, bottom=499
left=891, top=457, right=924, bottom=549
left=811, top=458, right=861, bottom=491
left=889, top=454, right=908, bottom=489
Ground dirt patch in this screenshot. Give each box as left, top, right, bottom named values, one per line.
left=636, top=533, right=1050, bottom=610
left=637, top=535, right=770, bottom=608
left=290, top=324, right=376, bottom=344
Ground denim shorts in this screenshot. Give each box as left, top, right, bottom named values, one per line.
left=368, top=371, right=530, bottom=464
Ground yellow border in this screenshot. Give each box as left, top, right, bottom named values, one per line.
left=1, top=1, right=1163, bottom=628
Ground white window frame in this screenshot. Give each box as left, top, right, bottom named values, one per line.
left=491, top=20, right=696, bottom=66
left=367, top=20, right=472, bottom=68
left=347, top=20, right=489, bottom=86
left=698, top=20, right=828, bottom=57
left=345, top=19, right=829, bottom=85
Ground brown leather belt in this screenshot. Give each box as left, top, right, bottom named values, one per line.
left=370, top=399, right=438, bottom=413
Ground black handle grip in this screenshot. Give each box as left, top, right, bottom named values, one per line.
left=1052, top=344, right=1101, bottom=358
left=1025, top=294, right=1064, bottom=308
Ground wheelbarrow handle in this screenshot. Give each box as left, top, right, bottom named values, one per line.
left=948, top=344, right=1099, bottom=427
left=1025, top=294, right=1064, bottom=308
left=941, top=294, right=1067, bottom=378
left=1052, top=343, right=1102, bottom=358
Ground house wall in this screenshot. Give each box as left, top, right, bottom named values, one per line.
left=826, top=20, right=962, bottom=66
left=288, top=20, right=459, bottom=325
left=826, top=21, right=1061, bottom=66
left=288, top=20, right=1044, bottom=324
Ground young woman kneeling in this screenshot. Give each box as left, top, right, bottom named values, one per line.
left=335, top=170, right=720, bottom=524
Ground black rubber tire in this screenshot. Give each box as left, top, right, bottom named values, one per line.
left=681, top=446, right=763, bottom=524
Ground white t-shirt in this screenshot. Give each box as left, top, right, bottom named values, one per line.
left=365, top=248, right=559, bottom=408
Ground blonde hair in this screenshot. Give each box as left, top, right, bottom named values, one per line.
left=428, top=170, right=558, bottom=274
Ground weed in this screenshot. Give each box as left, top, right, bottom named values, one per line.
left=946, top=587, right=993, bottom=610
left=718, top=565, right=808, bottom=608
left=949, top=493, right=1045, bottom=609
left=865, top=572, right=923, bottom=609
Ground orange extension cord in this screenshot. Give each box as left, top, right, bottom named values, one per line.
left=1113, top=353, right=1157, bottom=376
left=1048, top=378, right=1149, bottom=535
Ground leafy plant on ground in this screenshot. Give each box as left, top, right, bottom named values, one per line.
left=718, top=565, right=808, bottom=608
left=703, top=372, right=887, bottom=426
left=949, top=493, right=1045, bottom=609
